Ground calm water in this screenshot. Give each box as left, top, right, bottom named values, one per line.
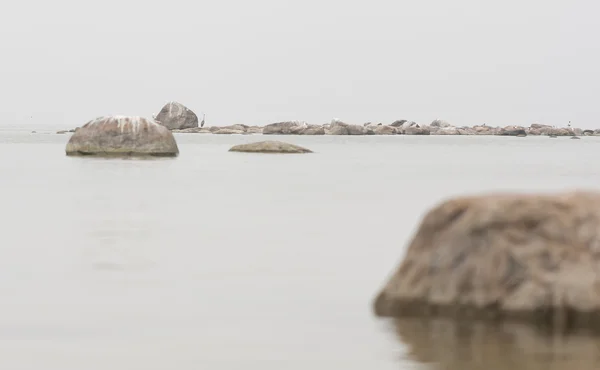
left=1, top=127, right=600, bottom=369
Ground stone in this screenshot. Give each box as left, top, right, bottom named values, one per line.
left=391, top=120, right=408, bottom=127
left=214, top=128, right=245, bottom=134
left=431, top=119, right=452, bottom=128
left=539, top=127, right=572, bottom=136
left=368, top=125, right=397, bottom=135
left=229, top=140, right=312, bottom=153
left=374, top=191, right=600, bottom=331
left=65, top=116, right=179, bottom=157
left=172, top=127, right=211, bottom=133
left=263, top=121, right=305, bottom=135
left=299, top=125, right=326, bottom=135
left=404, top=126, right=430, bottom=135
left=246, top=126, right=264, bottom=134
left=500, top=126, right=527, bottom=136
left=154, top=101, right=199, bottom=130
left=327, top=120, right=367, bottom=135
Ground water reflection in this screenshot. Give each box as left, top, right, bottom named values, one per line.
left=390, top=318, right=600, bottom=369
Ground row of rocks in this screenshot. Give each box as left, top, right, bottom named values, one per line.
left=55, top=101, right=596, bottom=137
left=173, top=120, right=594, bottom=137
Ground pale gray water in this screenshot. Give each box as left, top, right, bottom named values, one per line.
left=1, top=129, right=600, bottom=369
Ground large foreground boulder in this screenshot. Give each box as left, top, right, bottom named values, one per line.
left=229, top=141, right=312, bottom=153
left=374, top=191, right=600, bottom=332
left=155, top=101, right=199, bottom=130
left=66, top=116, right=179, bottom=156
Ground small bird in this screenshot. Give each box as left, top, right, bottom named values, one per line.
left=201, top=113, right=205, bottom=128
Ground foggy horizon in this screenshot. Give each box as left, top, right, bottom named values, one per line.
left=2, top=0, right=598, bottom=128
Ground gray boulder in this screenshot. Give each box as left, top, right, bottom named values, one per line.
left=431, top=119, right=451, bottom=128
left=374, top=191, right=600, bottom=331
left=391, top=120, right=408, bottom=127
left=327, top=119, right=367, bottom=135
left=263, top=121, right=305, bottom=135
left=500, top=126, right=527, bottom=136
left=229, top=140, right=312, bottom=153
left=65, top=116, right=179, bottom=157
left=155, top=101, right=199, bottom=130
left=404, top=126, right=430, bottom=135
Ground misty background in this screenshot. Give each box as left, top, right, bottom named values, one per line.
left=1, top=0, right=597, bottom=128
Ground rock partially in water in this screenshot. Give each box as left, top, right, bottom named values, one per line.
left=172, top=127, right=211, bottom=133
left=391, top=120, right=408, bottom=127
left=229, top=140, right=312, bottom=153
left=571, top=136, right=581, bottom=140
left=374, top=191, right=600, bottom=332
left=367, top=125, right=397, bottom=135
left=155, top=101, right=199, bottom=130
left=404, top=126, right=431, bottom=135
left=65, top=116, right=179, bottom=157
left=214, top=128, right=245, bottom=135
left=431, top=119, right=452, bottom=128
left=263, top=121, right=306, bottom=135
left=298, top=125, right=326, bottom=135
left=500, top=126, right=527, bottom=136
left=327, top=120, right=367, bottom=135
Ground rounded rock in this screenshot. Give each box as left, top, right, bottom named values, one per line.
left=65, top=116, right=179, bottom=157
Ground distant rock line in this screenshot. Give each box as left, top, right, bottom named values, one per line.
left=54, top=101, right=593, bottom=137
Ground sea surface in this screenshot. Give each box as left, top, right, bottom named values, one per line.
left=1, top=126, right=600, bottom=370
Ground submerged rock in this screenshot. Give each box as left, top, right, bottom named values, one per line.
left=373, top=191, right=600, bottom=331
left=155, top=101, right=199, bottom=130
left=229, top=141, right=312, bottom=153
left=65, top=116, right=179, bottom=157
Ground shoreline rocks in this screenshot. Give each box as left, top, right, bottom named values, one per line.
left=229, top=140, right=312, bottom=154
left=373, top=191, right=600, bottom=332
left=65, top=116, right=179, bottom=157
left=57, top=116, right=597, bottom=137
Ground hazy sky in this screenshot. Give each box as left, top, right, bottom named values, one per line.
left=1, top=0, right=598, bottom=127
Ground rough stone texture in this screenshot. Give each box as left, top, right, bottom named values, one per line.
left=298, top=125, right=326, bottom=135
left=500, top=126, right=528, bottom=136
left=66, top=116, right=179, bottom=157
left=391, top=120, right=408, bottom=127
left=539, top=127, right=573, bottom=136
left=368, top=125, right=397, bottom=135
left=431, top=119, right=452, bottom=128
left=155, top=101, right=199, bottom=130
left=214, top=128, right=245, bottom=134
left=404, top=126, right=431, bottom=135
left=327, top=120, right=367, bottom=135
left=229, top=140, right=312, bottom=153
left=246, top=126, right=264, bottom=134
left=172, top=127, right=211, bottom=133
left=374, top=191, right=600, bottom=331
left=263, top=121, right=305, bottom=135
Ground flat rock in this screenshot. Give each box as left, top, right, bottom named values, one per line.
left=66, top=116, right=179, bottom=157
left=374, top=191, right=600, bottom=331
left=155, top=101, right=199, bottom=130
left=214, top=128, right=245, bottom=135
left=229, top=141, right=312, bottom=154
